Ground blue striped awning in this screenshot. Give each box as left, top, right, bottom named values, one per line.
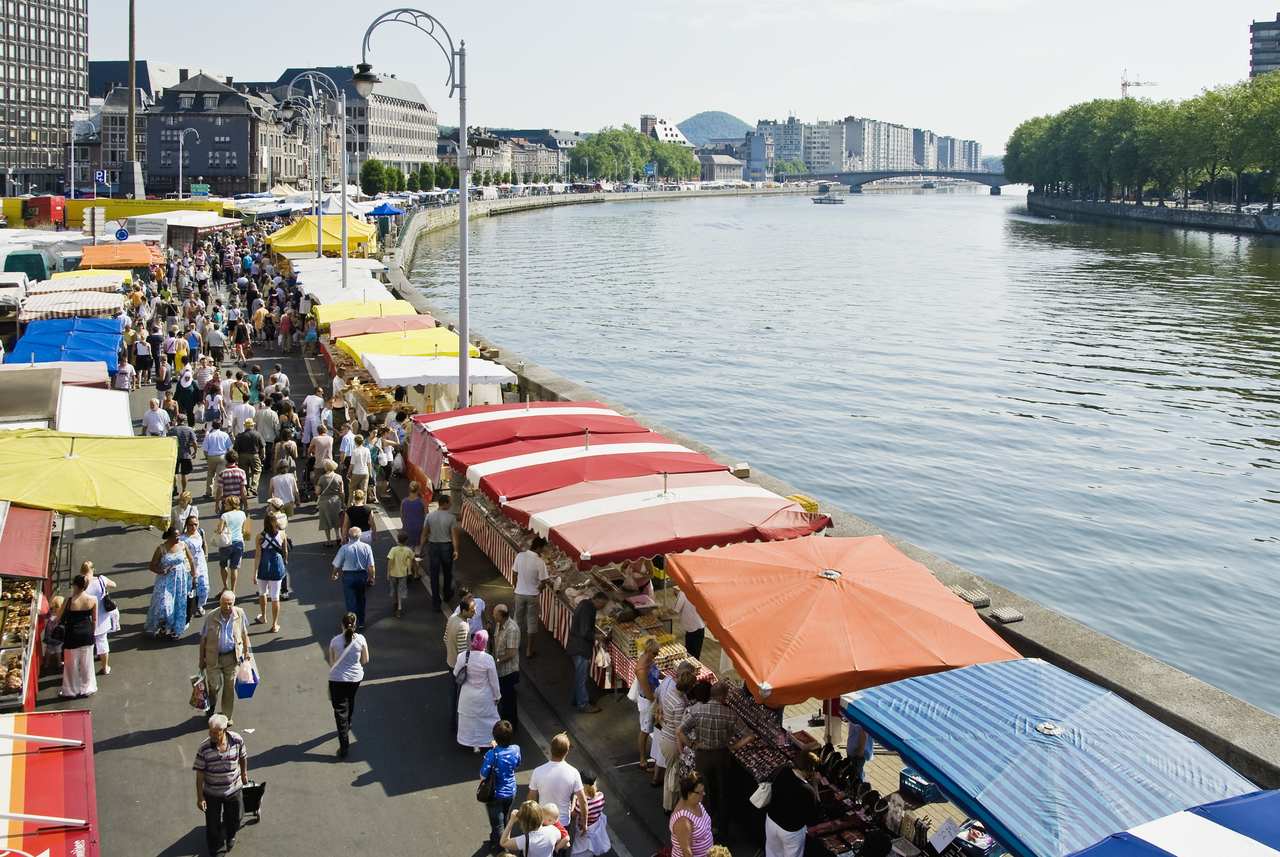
left=841, top=659, right=1256, bottom=857
left=1067, top=790, right=1280, bottom=856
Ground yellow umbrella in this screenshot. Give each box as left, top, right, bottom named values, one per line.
left=335, top=328, right=480, bottom=363
left=0, top=430, right=178, bottom=528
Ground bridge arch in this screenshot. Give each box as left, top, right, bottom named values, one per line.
left=797, top=170, right=1010, bottom=194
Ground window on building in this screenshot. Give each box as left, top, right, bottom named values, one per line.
left=179, top=95, right=194, bottom=109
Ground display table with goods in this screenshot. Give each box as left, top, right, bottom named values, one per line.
left=0, top=505, right=54, bottom=713
left=458, top=493, right=712, bottom=689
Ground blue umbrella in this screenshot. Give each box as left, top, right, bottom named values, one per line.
left=368, top=202, right=405, bottom=217
left=1067, top=790, right=1280, bottom=856
left=841, top=659, right=1256, bottom=857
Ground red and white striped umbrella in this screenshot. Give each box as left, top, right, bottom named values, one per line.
left=449, top=430, right=728, bottom=505
left=411, top=401, right=649, bottom=455
left=502, top=471, right=831, bottom=568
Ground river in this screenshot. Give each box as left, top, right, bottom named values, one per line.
left=408, top=189, right=1280, bottom=715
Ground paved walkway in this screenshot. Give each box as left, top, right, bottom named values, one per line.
left=35, top=343, right=664, bottom=857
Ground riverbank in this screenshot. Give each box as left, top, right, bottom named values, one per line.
left=1027, top=192, right=1280, bottom=235
left=389, top=199, right=1280, bottom=788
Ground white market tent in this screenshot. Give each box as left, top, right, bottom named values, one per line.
left=361, top=353, right=516, bottom=388
left=293, top=257, right=387, bottom=275
left=302, top=278, right=396, bottom=306
left=56, top=386, right=133, bottom=436
left=0, top=360, right=108, bottom=387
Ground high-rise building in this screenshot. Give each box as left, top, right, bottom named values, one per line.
left=1251, top=14, right=1280, bottom=76
left=913, top=128, right=938, bottom=170
left=757, top=117, right=805, bottom=164
left=802, top=121, right=844, bottom=173
left=842, top=117, right=912, bottom=170
left=640, top=115, right=692, bottom=147
left=743, top=130, right=774, bottom=182
left=1, top=0, right=91, bottom=195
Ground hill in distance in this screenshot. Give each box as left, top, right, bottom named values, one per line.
left=678, top=111, right=751, bottom=146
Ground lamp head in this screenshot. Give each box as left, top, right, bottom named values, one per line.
left=352, top=63, right=380, bottom=98
left=280, top=103, right=296, bottom=122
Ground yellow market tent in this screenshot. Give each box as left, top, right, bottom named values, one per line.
left=0, top=429, right=177, bottom=528
left=336, top=328, right=480, bottom=363
left=266, top=215, right=376, bottom=255
left=313, top=300, right=418, bottom=328
left=51, top=269, right=133, bottom=287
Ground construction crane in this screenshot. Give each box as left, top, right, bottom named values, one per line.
left=1120, top=69, right=1158, bottom=98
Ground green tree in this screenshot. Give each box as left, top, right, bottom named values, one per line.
left=359, top=158, right=386, bottom=196
left=418, top=163, right=435, bottom=190
left=406, top=172, right=419, bottom=192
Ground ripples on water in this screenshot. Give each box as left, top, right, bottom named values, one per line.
left=410, top=191, right=1280, bottom=714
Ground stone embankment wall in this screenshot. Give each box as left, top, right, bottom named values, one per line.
left=388, top=192, right=1280, bottom=787
left=1028, top=192, right=1280, bottom=235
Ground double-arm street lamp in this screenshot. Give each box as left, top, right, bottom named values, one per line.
left=353, top=8, right=472, bottom=407
left=281, top=71, right=349, bottom=285
left=177, top=127, right=199, bottom=200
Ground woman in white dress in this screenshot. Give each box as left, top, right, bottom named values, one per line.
left=454, top=629, right=501, bottom=751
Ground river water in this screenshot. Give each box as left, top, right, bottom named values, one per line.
left=408, top=190, right=1280, bottom=715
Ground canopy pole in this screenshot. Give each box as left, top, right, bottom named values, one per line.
left=584, top=428, right=590, bottom=450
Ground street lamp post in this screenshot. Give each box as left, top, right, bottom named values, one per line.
left=354, top=8, right=471, bottom=408
left=285, top=72, right=345, bottom=271
left=177, top=127, right=199, bottom=200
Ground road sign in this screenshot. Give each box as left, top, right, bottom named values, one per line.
left=190, top=183, right=211, bottom=197
left=643, top=162, right=657, bottom=177
left=94, top=169, right=106, bottom=184
left=114, top=228, right=129, bottom=241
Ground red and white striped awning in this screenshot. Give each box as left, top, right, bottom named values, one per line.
left=18, top=291, right=124, bottom=322
left=502, top=471, right=830, bottom=568
left=411, top=401, right=650, bottom=455
left=448, top=430, right=728, bottom=504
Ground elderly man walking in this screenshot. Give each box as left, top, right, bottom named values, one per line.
left=198, top=589, right=252, bottom=726
left=193, top=713, right=249, bottom=856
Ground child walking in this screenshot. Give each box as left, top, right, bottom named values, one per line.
left=386, top=531, right=415, bottom=618
left=571, top=774, right=610, bottom=856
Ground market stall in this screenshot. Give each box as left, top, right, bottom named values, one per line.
left=0, top=504, right=53, bottom=713
left=1067, top=790, right=1280, bottom=857
left=26, top=275, right=127, bottom=295
left=5, top=317, right=121, bottom=373
left=17, top=290, right=124, bottom=323
left=78, top=242, right=159, bottom=271
left=0, top=430, right=177, bottom=529
left=0, top=360, right=108, bottom=388
left=361, top=353, right=514, bottom=414
left=265, top=214, right=376, bottom=257
left=56, top=387, right=133, bottom=436
left=450, top=429, right=727, bottom=506
left=0, top=710, right=100, bottom=856
left=313, top=299, right=416, bottom=329
left=335, top=327, right=480, bottom=362
left=327, top=313, right=436, bottom=340
left=841, top=659, right=1259, bottom=857
left=50, top=268, right=132, bottom=288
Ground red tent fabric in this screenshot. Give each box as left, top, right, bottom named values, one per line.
left=502, top=471, right=830, bottom=567
left=665, top=536, right=1020, bottom=704
left=449, top=430, right=728, bottom=504
left=0, top=504, right=53, bottom=580
left=411, top=401, right=649, bottom=454
left=326, top=314, right=436, bottom=340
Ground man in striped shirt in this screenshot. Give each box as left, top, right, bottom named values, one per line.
left=194, top=713, right=248, bottom=854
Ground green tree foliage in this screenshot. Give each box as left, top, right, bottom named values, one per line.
left=418, top=163, right=436, bottom=190
left=569, top=125, right=700, bottom=181
left=773, top=159, right=808, bottom=177
left=359, top=158, right=386, bottom=196
left=406, top=172, right=419, bottom=192
left=1005, top=74, right=1280, bottom=209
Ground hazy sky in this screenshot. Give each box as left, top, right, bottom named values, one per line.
left=91, top=1, right=1276, bottom=153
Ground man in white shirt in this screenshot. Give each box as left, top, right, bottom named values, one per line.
left=347, top=434, right=372, bottom=502
left=114, top=358, right=136, bottom=392
left=270, top=364, right=289, bottom=396
left=229, top=400, right=255, bottom=437
left=528, top=733, right=587, bottom=831
left=673, top=587, right=707, bottom=659
left=141, top=398, right=171, bottom=436
left=512, top=536, right=550, bottom=658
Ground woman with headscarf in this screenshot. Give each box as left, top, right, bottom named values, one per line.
left=175, top=366, right=201, bottom=426
left=454, top=629, right=501, bottom=752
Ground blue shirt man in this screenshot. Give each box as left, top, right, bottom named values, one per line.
left=331, top=529, right=376, bottom=629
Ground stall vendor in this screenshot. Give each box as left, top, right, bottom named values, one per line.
left=620, top=559, right=654, bottom=598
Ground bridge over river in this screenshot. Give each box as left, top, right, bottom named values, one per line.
left=794, top=169, right=1011, bottom=193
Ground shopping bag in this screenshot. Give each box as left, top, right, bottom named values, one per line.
left=749, top=781, right=773, bottom=808
left=234, top=657, right=259, bottom=699
left=189, top=675, right=208, bottom=710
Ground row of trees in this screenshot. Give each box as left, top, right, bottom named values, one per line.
left=773, top=159, right=808, bottom=177
left=568, top=125, right=700, bottom=181
left=1005, top=73, right=1280, bottom=209
left=358, top=158, right=562, bottom=195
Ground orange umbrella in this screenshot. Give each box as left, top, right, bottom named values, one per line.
left=665, top=535, right=1020, bottom=705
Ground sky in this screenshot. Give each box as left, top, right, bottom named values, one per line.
left=90, top=0, right=1277, bottom=154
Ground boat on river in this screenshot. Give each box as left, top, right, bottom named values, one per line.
left=812, top=195, right=845, bottom=205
